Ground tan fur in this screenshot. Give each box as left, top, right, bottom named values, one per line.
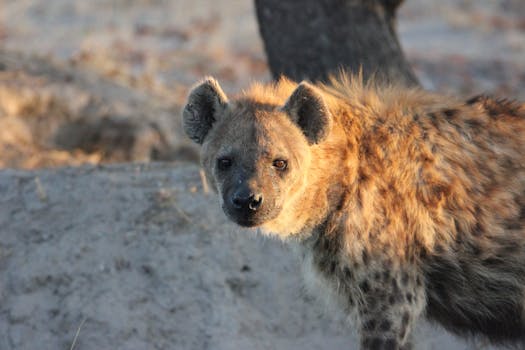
left=183, top=74, right=525, bottom=349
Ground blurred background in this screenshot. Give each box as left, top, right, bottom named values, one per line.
left=0, top=0, right=524, bottom=169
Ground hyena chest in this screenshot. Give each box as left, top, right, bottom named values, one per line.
left=293, top=239, right=360, bottom=313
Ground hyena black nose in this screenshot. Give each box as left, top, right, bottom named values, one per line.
left=231, top=190, right=263, bottom=211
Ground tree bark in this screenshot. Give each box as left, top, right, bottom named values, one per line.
left=254, top=0, right=419, bottom=86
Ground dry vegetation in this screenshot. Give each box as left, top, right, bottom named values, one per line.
left=0, top=0, right=523, bottom=170
left=0, top=51, right=202, bottom=169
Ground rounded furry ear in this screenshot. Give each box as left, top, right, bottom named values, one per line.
left=182, top=77, right=228, bottom=144
left=282, top=82, right=332, bottom=144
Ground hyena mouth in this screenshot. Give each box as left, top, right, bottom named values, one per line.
left=222, top=204, right=279, bottom=228
left=223, top=207, right=266, bottom=227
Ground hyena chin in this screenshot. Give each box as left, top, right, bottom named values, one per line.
left=183, top=74, right=525, bottom=349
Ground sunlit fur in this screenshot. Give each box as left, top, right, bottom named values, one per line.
left=183, top=74, right=525, bottom=349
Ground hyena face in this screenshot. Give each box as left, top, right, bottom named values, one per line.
left=201, top=107, right=310, bottom=228
left=182, top=78, right=331, bottom=228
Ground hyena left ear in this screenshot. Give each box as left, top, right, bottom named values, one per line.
left=182, top=77, right=229, bottom=144
left=282, top=81, right=332, bottom=145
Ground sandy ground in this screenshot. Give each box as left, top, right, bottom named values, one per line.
left=0, top=0, right=524, bottom=349
left=0, top=163, right=481, bottom=350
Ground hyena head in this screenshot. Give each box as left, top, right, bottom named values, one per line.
left=182, top=77, right=332, bottom=229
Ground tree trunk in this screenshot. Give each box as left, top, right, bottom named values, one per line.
left=254, top=0, right=419, bottom=86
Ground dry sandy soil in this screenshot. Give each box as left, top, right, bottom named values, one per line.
left=0, top=1, right=524, bottom=349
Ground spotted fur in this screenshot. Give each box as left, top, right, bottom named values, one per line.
left=183, top=75, right=525, bottom=349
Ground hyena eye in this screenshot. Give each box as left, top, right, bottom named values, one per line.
left=272, top=159, right=287, bottom=171
left=217, top=157, right=232, bottom=170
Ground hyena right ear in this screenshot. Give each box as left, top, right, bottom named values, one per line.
left=182, top=77, right=229, bottom=144
left=282, top=81, right=332, bottom=145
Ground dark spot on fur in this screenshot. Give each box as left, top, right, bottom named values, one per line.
left=391, top=278, right=399, bottom=292
left=370, top=338, right=383, bottom=350
left=468, top=242, right=482, bottom=256
left=371, top=229, right=384, bottom=242
left=359, top=171, right=370, bottom=183
left=335, top=190, right=350, bottom=211
left=362, top=250, right=370, bottom=265
left=401, top=273, right=409, bottom=286
left=454, top=219, right=461, bottom=234
left=435, top=244, right=445, bottom=254
left=367, top=297, right=378, bottom=311
left=466, top=95, right=484, bottom=105
left=472, top=221, right=484, bottom=237
left=364, top=319, right=377, bottom=330
left=390, top=292, right=404, bottom=305
left=360, top=280, right=370, bottom=293
left=374, top=272, right=381, bottom=280
left=384, top=338, right=397, bottom=348
left=406, top=293, right=413, bottom=303
left=415, top=276, right=423, bottom=287
left=505, top=221, right=521, bottom=230
left=388, top=279, right=404, bottom=304
left=428, top=112, right=440, bottom=128
left=382, top=271, right=390, bottom=282
left=363, top=337, right=385, bottom=350
left=421, top=154, right=433, bottom=164
left=501, top=244, right=520, bottom=255
left=362, top=338, right=372, bottom=348
left=379, top=320, right=392, bottom=331
left=465, top=117, right=483, bottom=129
left=429, top=183, right=450, bottom=205
left=343, top=267, right=353, bottom=280
left=483, top=256, right=504, bottom=267
left=330, top=260, right=337, bottom=274
left=443, top=109, right=458, bottom=118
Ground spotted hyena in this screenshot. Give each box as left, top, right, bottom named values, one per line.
left=182, top=75, right=525, bottom=349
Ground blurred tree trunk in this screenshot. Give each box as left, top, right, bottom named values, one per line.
left=254, top=0, right=419, bottom=86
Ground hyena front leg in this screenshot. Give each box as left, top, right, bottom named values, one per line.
left=357, top=268, right=425, bottom=350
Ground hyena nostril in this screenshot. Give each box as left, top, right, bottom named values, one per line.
left=249, top=195, right=263, bottom=211
left=231, top=196, right=244, bottom=209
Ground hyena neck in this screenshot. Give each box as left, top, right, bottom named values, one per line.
left=300, top=105, right=361, bottom=239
